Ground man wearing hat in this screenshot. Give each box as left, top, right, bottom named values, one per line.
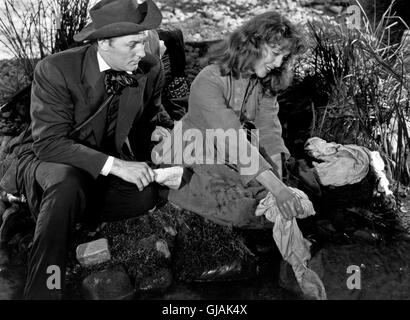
left=16, top=0, right=173, bottom=299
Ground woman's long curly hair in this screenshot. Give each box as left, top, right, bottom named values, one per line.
left=207, top=11, right=306, bottom=95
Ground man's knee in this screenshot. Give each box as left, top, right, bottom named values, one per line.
left=35, top=162, right=91, bottom=200
left=99, top=179, right=159, bottom=221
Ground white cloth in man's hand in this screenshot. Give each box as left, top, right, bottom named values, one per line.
left=153, top=166, right=183, bottom=190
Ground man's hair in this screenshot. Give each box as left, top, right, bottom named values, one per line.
left=95, top=30, right=149, bottom=47
left=93, top=38, right=115, bottom=46
left=207, top=11, right=306, bottom=95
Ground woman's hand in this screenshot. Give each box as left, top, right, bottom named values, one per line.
left=256, top=169, right=304, bottom=220
left=275, top=187, right=304, bottom=220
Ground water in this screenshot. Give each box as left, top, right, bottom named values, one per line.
left=2, top=239, right=410, bottom=300
left=0, top=249, right=25, bottom=299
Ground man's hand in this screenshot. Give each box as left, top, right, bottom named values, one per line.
left=110, top=158, right=155, bottom=191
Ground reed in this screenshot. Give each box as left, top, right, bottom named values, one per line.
left=0, top=0, right=90, bottom=82
left=304, top=0, right=410, bottom=184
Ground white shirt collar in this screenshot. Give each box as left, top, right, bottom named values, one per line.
left=96, top=51, right=132, bottom=74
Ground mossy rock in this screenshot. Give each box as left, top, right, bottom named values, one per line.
left=172, top=209, right=257, bottom=282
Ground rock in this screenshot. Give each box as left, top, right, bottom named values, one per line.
left=0, top=248, right=9, bottom=265
left=353, top=229, right=381, bottom=243
left=251, top=5, right=265, bottom=15
left=0, top=204, right=20, bottom=247
left=322, top=220, right=336, bottom=232
left=0, top=274, right=20, bottom=300
left=243, top=229, right=275, bottom=255
left=212, top=11, right=225, bottom=21
left=155, top=239, right=171, bottom=259
left=317, top=219, right=337, bottom=236
left=137, top=234, right=157, bottom=250
left=254, top=242, right=274, bottom=254
left=76, top=238, right=111, bottom=267
left=174, top=8, right=183, bottom=17
left=195, top=259, right=257, bottom=282
left=192, top=33, right=201, bottom=41
left=308, top=249, right=325, bottom=279
left=328, top=5, right=343, bottom=15
left=82, top=265, right=134, bottom=300
left=164, top=226, right=177, bottom=237
left=162, top=284, right=203, bottom=300
left=397, top=232, right=410, bottom=242
left=136, top=268, right=173, bottom=293
left=278, top=260, right=302, bottom=295
left=217, top=16, right=231, bottom=28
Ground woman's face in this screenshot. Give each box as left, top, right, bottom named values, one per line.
left=253, top=42, right=291, bottom=78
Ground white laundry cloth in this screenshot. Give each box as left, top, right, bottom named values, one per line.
left=255, top=187, right=327, bottom=300
left=153, top=166, right=183, bottom=190
left=305, top=137, right=370, bottom=187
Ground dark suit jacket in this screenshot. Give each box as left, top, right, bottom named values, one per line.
left=22, top=43, right=172, bottom=179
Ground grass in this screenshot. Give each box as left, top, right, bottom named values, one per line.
left=298, top=0, right=410, bottom=185
left=0, top=0, right=90, bottom=84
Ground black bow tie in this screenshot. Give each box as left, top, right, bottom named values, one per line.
left=104, top=70, right=139, bottom=95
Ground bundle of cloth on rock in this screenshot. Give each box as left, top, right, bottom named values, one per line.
left=304, top=137, right=394, bottom=200
left=304, top=137, right=371, bottom=187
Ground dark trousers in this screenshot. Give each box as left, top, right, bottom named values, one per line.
left=23, top=161, right=158, bottom=299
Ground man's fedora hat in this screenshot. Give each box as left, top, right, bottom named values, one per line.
left=74, top=0, right=162, bottom=42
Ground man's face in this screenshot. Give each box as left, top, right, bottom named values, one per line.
left=99, top=31, right=148, bottom=72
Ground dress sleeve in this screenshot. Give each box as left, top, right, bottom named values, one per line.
left=187, top=67, right=273, bottom=184
left=254, top=94, right=290, bottom=159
